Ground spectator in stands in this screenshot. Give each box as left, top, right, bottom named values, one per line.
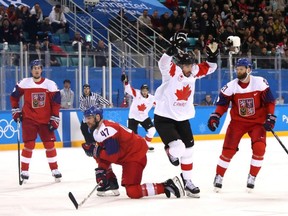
left=0, top=4, right=6, bottom=22
left=6, top=4, right=17, bottom=25
left=162, top=22, right=174, bottom=41
left=276, top=96, right=285, bottom=105
left=150, top=10, right=162, bottom=33
left=169, top=10, right=183, bottom=27
left=60, top=79, right=74, bottom=109
left=30, top=3, right=43, bottom=24
left=282, top=48, right=288, bottom=69
left=16, top=5, right=30, bottom=23
left=29, top=40, right=43, bottom=63
left=194, top=34, right=206, bottom=52
left=49, top=4, right=69, bottom=34
left=155, top=33, right=169, bottom=54
left=200, top=94, right=213, bottom=106
left=40, top=17, right=53, bottom=39
left=94, top=40, right=107, bottom=67
left=199, top=12, right=217, bottom=38
left=138, top=9, right=153, bottom=36
left=72, top=31, right=86, bottom=51
left=258, top=47, right=270, bottom=69
left=187, top=12, right=200, bottom=38
left=0, top=18, right=14, bottom=43
left=12, top=18, right=25, bottom=43
left=159, top=11, right=170, bottom=28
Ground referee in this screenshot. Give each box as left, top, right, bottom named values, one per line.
left=80, top=84, right=111, bottom=143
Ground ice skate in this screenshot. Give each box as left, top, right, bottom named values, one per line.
left=52, top=169, right=62, bottom=182
left=213, top=174, right=223, bottom=193
left=164, top=146, right=179, bottom=166
left=180, top=173, right=200, bottom=198
left=246, top=174, right=256, bottom=193
left=164, top=176, right=184, bottom=198
left=97, top=178, right=120, bottom=197
left=20, top=171, right=29, bottom=184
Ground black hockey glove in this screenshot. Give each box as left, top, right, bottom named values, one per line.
left=82, top=143, right=95, bottom=157
left=207, top=113, right=221, bottom=132
left=95, top=168, right=109, bottom=188
left=166, top=30, right=189, bottom=56
left=263, top=114, right=276, bottom=131
left=205, top=39, right=219, bottom=63
left=121, top=74, right=128, bottom=84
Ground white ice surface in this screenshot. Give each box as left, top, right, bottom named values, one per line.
left=1, top=137, right=288, bottom=216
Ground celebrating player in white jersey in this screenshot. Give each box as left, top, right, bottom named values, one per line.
left=10, top=59, right=62, bottom=182
left=154, top=31, right=218, bottom=198
left=207, top=58, right=276, bottom=192
left=121, top=75, right=156, bottom=150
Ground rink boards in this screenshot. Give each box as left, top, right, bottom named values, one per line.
left=0, top=106, right=287, bottom=150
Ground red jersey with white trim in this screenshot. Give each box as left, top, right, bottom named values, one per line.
left=10, top=77, right=61, bottom=124
left=154, top=53, right=217, bottom=121
left=124, top=83, right=155, bottom=122
left=93, top=120, right=148, bottom=169
left=215, top=76, right=275, bottom=123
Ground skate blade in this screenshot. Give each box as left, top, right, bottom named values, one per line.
left=54, top=178, right=61, bottom=183
left=148, top=147, right=154, bottom=151
left=214, top=187, right=221, bottom=193
left=172, top=176, right=185, bottom=197
left=21, top=179, right=28, bottom=184
left=186, top=191, right=200, bottom=198
left=97, top=189, right=120, bottom=197
left=246, top=188, right=253, bottom=193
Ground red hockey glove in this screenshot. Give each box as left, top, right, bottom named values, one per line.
left=95, top=168, right=108, bottom=188
left=263, top=114, right=276, bottom=131
left=208, top=112, right=221, bottom=131
left=12, top=108, right=22, bottom=122
left=48, top=116, right=60, bottom=131
left=82, top=143, right=95, bottom=157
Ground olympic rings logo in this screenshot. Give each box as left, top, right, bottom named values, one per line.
left=0, top=119, right=18, bottom=139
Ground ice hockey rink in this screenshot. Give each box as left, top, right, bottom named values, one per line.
left=1, top=137, right=288, bottom=216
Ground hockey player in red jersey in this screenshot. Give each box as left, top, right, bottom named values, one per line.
left=81, top=106, right=184, bottom=199
left=121, top=75, right=156, bottom=151
left=207, top=58, right=276, bottom=192
left=10, top=59, right=62, bottom=182
left=154, top=31, right=218, bottom=198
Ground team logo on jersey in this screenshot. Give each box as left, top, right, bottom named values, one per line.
left=238, top=98, right=255, bottom=116
left=32, top=92, right=46, bottom=108
left=175, top=85, right=191, bottom=101
left=137, top=103, right=147, bottom=111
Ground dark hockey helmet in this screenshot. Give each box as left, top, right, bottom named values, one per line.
left=175, top=52, right=194, bottom=65
left=141, top=84, right=149, bottom=91
left=236, top=58, right=252, bottom=68
left=84, top=106, right=103, bottom=119
left=30, top=59, right=43, bottom=69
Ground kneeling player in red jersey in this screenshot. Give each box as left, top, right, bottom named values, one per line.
left=208, top=58, right=276, bottom=192
left=81, top=106, right=184, bottom=199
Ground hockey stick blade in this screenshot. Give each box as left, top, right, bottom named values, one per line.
left=68, top=192, right=79, bottom=209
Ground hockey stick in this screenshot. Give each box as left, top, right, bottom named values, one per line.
left=68, top=184, right=99, bottom=209
left=271, top=129, right=288, bottom=155
left=17, top=121, right=23, bottom=185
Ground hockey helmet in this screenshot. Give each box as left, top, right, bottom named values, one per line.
left=30, top=59, right=43, bottom=69
left=175, top=53, right=194, bottom=65
left=84, top=106, right=103, bottom=119
left=236, top=58, right=252, bottom=68
left=141, top=84, right=149, bottom=91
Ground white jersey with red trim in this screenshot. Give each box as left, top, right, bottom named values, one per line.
left=125, top=83, right=155, bottom=122
left=154, top=53, right=217, bottom=121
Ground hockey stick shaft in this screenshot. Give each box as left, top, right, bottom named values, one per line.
left=17, top=121, right=23, bottom=185
left=68, top=184, right=99, bottom=209
left=271, top=129, right=288, bottom=155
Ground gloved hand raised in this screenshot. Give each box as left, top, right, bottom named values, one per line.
left=205, top=39, right=219, bottom=63
left=166, top=30, right=189, bottom=56
left=48, top=116, right=60, bottom=131
left=12, top=108, right=22, bottom=122
left=263, top=114, right=276, bottom=131
left=207, top=113, right=221, bottom=131
left=121, top=74, right=128, bottom=84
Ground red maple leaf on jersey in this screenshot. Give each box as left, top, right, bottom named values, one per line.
left=137, top=103, right=147, bottom=111
left=175, top=85, right=191, bottom=101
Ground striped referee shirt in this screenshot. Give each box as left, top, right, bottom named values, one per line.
left=79, top=92, right=110, bottom=112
